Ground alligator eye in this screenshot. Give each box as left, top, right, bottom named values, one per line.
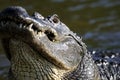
left=47, top=14, right=60, bottom=24
left=52, top=16, right=59, bottom=23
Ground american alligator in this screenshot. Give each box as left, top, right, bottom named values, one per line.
left=0, top=6, right=119, bottom=80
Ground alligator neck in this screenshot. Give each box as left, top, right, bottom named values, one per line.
left=64, top=51, right=101, bottom=80
left=9, top=39, right=70, bottom=80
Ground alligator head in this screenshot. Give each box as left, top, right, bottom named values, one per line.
left=0, top=6, right=100, bottom=80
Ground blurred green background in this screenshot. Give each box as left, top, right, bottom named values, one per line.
left=0, top=0, right=120, bottom=79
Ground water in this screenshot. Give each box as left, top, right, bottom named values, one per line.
left=0, top=0, right=120, bottom=79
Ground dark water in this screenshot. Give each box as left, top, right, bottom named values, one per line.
left=0, top=0, right=120, bottom=79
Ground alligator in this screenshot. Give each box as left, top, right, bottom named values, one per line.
left=0, top=6, right=119, bottom=80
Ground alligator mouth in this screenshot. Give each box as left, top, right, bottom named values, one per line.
left=0, top=6, right=58, bottom=42
left=0, top=17, right=58, bottom=43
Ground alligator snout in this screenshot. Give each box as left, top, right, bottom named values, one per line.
left=0, top=6, right=61, bottom=42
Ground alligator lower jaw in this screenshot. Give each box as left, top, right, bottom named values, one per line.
left=9, top=38, right=73, bottom=80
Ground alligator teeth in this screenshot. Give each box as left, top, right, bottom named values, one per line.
left=38, top=32, right=42, bottom=35
left=51, top=28, right=57, bottom=36
left=23, top=25, right=26, bottom=28
left=28, top=23, right=33, bottom=29
left=38, top=32, right=45, bottom=37
left=27, top=23, right=33, bottom=31
left=19, top=24, right=23, bottom=28
left=34, top=31, right=37, bottom=34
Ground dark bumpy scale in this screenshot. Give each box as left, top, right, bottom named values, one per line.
left=0, top=6, right=119, bottom=80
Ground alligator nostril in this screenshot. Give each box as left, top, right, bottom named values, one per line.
left=52, top=17, right=59, bottom=23
left=52, top=14, right=60, bottom=24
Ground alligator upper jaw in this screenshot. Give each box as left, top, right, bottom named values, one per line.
left=0, top=6, right=83, bottom=70
left=0, top=19, right=57, bottom=42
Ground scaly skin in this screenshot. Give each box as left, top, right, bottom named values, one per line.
left=0, top=6, right=119, bottom=80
